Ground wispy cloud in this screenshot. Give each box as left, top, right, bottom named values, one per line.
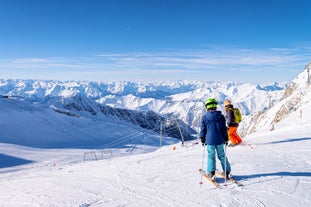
left=1, top=46, right=310, bottom=83
left=13, top=58, right=51, bottom=63
left=95, top=47, right=311, bottom=69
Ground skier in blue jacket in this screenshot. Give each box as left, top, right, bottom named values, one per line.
left=199, top=98, right=232, bottom=180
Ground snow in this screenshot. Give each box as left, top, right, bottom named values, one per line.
left=0, top=119, right=310, bottom=206
left=0, top=69, right=311, bottom=206
left=0, top=103, right=310, bottom=206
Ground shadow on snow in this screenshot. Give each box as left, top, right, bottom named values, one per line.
left=264, top=137, right=311, bottom=145
left=0, top=153, right=33, bottom=169
left=235, top=171, right=311, bottom=181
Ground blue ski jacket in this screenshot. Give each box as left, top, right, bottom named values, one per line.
left=199, top=110, right=228, bottom=145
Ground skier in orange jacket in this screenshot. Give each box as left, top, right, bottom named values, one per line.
left=224, top=99, right=243, bottom=146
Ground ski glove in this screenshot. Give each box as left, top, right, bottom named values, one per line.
left=200, top=137, right=205, bottom=146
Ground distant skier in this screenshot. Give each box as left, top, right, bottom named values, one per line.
left=224, top=99, right=243, bottom=146
left=199, top=98, right=232, bottom=180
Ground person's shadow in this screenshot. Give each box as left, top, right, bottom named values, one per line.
left=263, top=137, right=311, bottom=145
left=234, top=171, right=311, bottom=182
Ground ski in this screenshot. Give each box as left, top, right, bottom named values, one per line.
left=198, top=169, right=220, bottom=188
left=215, top=171, right=244, bottom=187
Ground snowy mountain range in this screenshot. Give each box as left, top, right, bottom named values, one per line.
left=0, top=64, right=311, bottom=206
left=0, top=77, right=289, bottom=144
left=1, top=63, right=310, bottom=149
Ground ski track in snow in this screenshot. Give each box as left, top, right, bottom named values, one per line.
left=0, top=129, right=310, bottom=207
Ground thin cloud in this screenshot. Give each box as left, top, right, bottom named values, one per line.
left=94, top=47, right=311, bottom=69
left=13, top=58, right=51, bottom=63
left=4, top=47, right=311, bottom=70
left=1, top=46, right=310, bottom=83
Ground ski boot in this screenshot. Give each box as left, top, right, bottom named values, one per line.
left=225, top=171, right=233, bottom=180
left=207, top=171, right=216, bottom=181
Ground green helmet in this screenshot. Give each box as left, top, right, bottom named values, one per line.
left=205, top=98, right=218, bottom=109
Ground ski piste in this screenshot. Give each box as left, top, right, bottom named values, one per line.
left=215, top=170, right=244, bottom=187
left=198, top=169, right=220, bottom=188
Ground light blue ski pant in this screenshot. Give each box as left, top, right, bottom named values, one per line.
left=206, top=144, right=231, bottom=173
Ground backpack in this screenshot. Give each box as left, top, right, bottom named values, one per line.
left=232, top=108, right=242, bottom=124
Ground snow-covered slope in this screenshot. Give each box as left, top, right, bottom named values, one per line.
left=0, top=66, right=310, bottom=206
left=0, top=96, right=179, bottom=149
left=245, top=65, right=311, bottom=135
left=0, top=95, right=310, bottom=206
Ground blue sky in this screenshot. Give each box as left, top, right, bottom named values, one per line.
left=0, top=0, right=311, bottom=84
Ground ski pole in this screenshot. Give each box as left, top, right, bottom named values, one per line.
left=243, top=140, right=254, bottom=149
left=199, top=145, right=205, bottom=185
left=224, top=144, right=227, bottom=184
